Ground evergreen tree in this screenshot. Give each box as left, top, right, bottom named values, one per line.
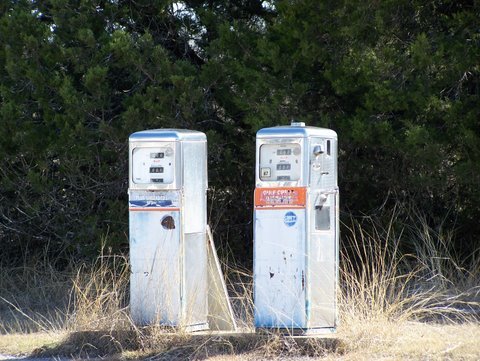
left=0, top=0, right=479, bottom=263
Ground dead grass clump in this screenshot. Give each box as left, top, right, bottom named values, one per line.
left=0, top=249, right=72, bottom=334
left=343, top=212, right=478, bottom=320
left=252, top=334, right=344, bottom=359
left=132, top=333, right=342, bottom=361
left=222, top=263, right=254, bottom=330
left=66, top=249, right=131, bottom=332
left=338, top=208, right=480, bottom=357
left=32, top=329, right=142, bottom=357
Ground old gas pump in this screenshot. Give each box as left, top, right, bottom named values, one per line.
left=253, top=122, right=339, bottom=334
left=128, top=129, right=208, bottom=330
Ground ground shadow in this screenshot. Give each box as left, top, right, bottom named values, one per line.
left=33, top=329, right=345, bottom=360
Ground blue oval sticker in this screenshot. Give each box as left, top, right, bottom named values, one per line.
left=284, top=211, right=297, bottom=227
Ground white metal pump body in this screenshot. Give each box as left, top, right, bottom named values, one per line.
left=253, top=123, right=339, bottom=334
left=128, top=129, right=208, bottom=330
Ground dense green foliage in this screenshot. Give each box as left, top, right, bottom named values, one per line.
left=1, top=0, right=479, bottom=264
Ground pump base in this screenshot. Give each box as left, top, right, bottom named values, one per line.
left=255, top=327, right=336, bottom=336
left=183, top=322, right=210, bottom=333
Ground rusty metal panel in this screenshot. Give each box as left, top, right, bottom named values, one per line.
left=129, top=206, right=181, bottom=326
left=254, top=208, right=307, bottom=328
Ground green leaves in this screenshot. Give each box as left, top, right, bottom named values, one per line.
left=0, top=0, right=479, bottom=261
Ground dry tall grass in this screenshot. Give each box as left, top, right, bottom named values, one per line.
left=341, top=215, right=478, bottom=326
left=338, top=211, right=480, bottom=360
left=0, top=212, right=479, bottom=360
left=0, top=249, right=71, bottom=334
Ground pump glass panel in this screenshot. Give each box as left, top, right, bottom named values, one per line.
left=259, top=143, right=301, bottom=181
left=132, top=147, right=175, bottom=184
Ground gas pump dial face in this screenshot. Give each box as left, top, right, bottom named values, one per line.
left=259, top=143, right=301, bottom=181
left=132, top=146, right=175, bottom=184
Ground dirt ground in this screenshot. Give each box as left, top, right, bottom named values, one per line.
left=0, top=321, right=479, bottom=360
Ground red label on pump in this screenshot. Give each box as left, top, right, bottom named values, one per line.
left=254, top=187, right=306, bottom=209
